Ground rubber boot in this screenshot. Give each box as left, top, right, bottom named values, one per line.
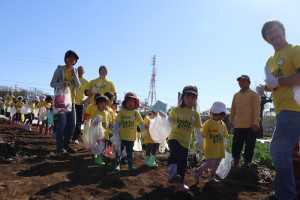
left=209, top=173, right=220, bottom=183
left=94, top=155, right=105, bottom=165
left=28, top=125, right=32, bottom=132
left=128, top=160, right=136, bottom=171
left=233, top=158, right=240, bottom=168
left=114, top=159, right=121, bottom=171
left=102, top=149, right=108, bottom=157
left=150, top=155, right=158, bottom=167
left=24, top=123, right=28, bottom=130
left=44, top=128, right=49, bottom=135
left=36, top=123, right=40, bottom=130
left=168, top=164, right=181, bottom=184
left=107, top=146, right=113, bottom=155
left=39, top=126, right=44, bottom=134
left=144, top=156, right=152, bottom=167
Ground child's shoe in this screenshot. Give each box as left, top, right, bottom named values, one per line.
left=209, top=173, right=220, bottom=183
left=24, top=123, right=28, bottom=130
left=45, top=128, right=49, bottom=135
left=114, top=159, right=121, bottom=171
left=144, top=156, right=152, bottom=167
left=102, top=150, right=108, bottom=157
left=193, top=168, right=203, bottom=183
left=177, top=183, right=189, bottom=191
left=94, top=155, right=105, bottom=165
left=128, top=160, right=136, bottom=171
left=107, top=146, right=113, bottom=155
left=39, top=126, right=44, bottom=134
left=28, top=125, right=32, bottom=132
left=150, top=155, right=158, bottom=167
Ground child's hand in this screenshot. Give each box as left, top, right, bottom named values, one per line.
left=142, top=130, right=148, bottom=138
left=255, top=84, right=265, bottom=96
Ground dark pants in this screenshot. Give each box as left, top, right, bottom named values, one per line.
left=24, top=113, right=34, bottom=125
left=146, top=143, right=159, bottom=156
left=116, top=140, right=134, bottom=161
left=72, top=104, right=83, bottom=141
left=232, top=128, right=257, bottom=162
left=15, top=113, right=21, bottom=121
left=168, top=139, right=189, bottom=182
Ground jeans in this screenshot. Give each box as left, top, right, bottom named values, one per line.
left=168, top=139, right=189, bottom=183
left=232, top=128, right=257, bottom=162
left=72, top=104, right=83, bottom=141
left=115, top=140, right=134, bottom=161
left=56, top=104, right=76, bottom=149
left=271, top=110, right=300, bottom=200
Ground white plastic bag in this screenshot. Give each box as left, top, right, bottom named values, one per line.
left=149, top=114, right=171, bottom=143
left=39, top=107, right=48, bottom=121
left=53, top=87, right=72, bottom=114
left=133, top=138, right=142, bottom=151
left=21, top=104, right=32, bottom=115
left=216, top=151, right=232, bottom=179
left=34, top=108, right=39, bottom=118
left=89, top=116, right=105, bottom=156
left=10, top=107, right=16, bottom=117
left=110, top=133, right=121, bottom=156
left=293, top=86, right=300, bottom=105
left=159, top=140, right=169, bottom=153
left=81, top=119, right=91, bottom=149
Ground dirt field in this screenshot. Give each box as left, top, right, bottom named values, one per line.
left=0, top=118, right=274, bottom=200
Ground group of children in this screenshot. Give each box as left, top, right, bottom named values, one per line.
left=0, top=94, right=54, bottom=134
left=1, top=84, right=230, bottom=191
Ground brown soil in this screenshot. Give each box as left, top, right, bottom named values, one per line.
left=0, top=118, right=274, bottom=200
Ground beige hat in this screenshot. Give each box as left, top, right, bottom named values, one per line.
left=182, top=85, right=198, bottom=96
left=210, top=101, right=230, bottom=114
left=125, top=92, right=137, bottom=99
left=237, top=75, right=250, bottom=81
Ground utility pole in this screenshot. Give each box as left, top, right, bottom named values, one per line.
left=147, top=55, right=156, bottom=106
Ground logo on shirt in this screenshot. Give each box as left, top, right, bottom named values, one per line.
left=278, top=58, right=285, bottom=67
left=209, top=133, right=224, bottom=143
left=120, top=120, right=134, bottom=129
left=177, top=119, right=191, bottom=129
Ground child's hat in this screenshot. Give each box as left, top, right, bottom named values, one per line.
left=182, top=85, right=198, bottom=96
left=31, top=96, right=40, bottom=102
left=237, top=75, right=250, bottom=81
left=152, top=100, right=167, bottom=114
left=17, top=96, right=23, bottom=99
left=210, top=101, right=230, bottom=114
left=125, top=92, right=137, bottom=99
left=39, top=95, right=46, bottom=101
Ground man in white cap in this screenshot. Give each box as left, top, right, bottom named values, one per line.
left=228, top=75, right=260, bottom=167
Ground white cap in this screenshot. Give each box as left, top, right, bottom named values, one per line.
left=31, top=96, right=40, bottom=102
left=210, top=101, right=230, bottom=114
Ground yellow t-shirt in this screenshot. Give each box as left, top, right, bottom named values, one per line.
left=27, top=101, right=36, bottom=113
left=75, top=77, right=89, bottom=105
left=143, top=113, right=157, bottom=144
left=84, top=104, right=98, bottom=120
left=4, top=95, right=15, bottom=104
left=116, top=109, right=143, bottom=142
left=168, top=107, right=202, bottom=149
left=201, top=119, right=228, bottom=159
left=64, top=66, right=75, bottom=104
left=15, top=102, right=24, bottom=113
left=266, top=44, right=300, bottom=114
left=38, top=101, right=51, bottom=108
left=86, top=78, right=116, bottom=103
left=90, top=108, right=112, bottom=130
left=104, top=107, right=115, bottom=140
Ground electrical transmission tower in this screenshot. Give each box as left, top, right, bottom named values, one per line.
left=148, top=55, right=156, bottom=106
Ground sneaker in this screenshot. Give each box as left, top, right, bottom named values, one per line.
left=177, top=183, right=189, bottom=191
left=72, top=140, right=79, bottom=144
left=64, top=145, right=77, bottom=153
left=209, top=178, right=220, bottom=183
left=260, top=195, right=278, bottom=200
left=57, top=148, right=67, bottom=155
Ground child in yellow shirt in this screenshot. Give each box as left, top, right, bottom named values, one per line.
left=194, top=101, right=229, bottom=183
left=113, top=92, right=146, bottom=171
left=15, top=96, right=24, bottom=125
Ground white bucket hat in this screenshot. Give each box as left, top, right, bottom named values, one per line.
left=210, top=101, right=230, bottom=114
left=31, top=96, right=40, bottom=102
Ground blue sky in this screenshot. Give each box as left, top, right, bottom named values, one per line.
left=1, top=0, right=300, bottom=111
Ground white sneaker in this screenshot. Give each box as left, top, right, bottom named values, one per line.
left=72, top=140, right=79, bottom=144
left=178, top=183, right=189, bottom=190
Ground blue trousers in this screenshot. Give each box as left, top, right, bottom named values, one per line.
left=271, top=110, right=300, bottom=200
left=115, top=140, right=134, bottom=161
left=168, top=139, right=189, bottom=183
left=56, top=104, right=76, bottom=149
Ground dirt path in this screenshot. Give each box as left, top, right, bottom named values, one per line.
left=0, top=118, right=274, bottom=200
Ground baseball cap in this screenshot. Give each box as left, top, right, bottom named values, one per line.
left=125, top=92, right=137, bottom=99
left=182, top=85, right=198, bottom=96
left=210, top=101, right=230, bottom=114
left=237, top=75, right=250, bottom=81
